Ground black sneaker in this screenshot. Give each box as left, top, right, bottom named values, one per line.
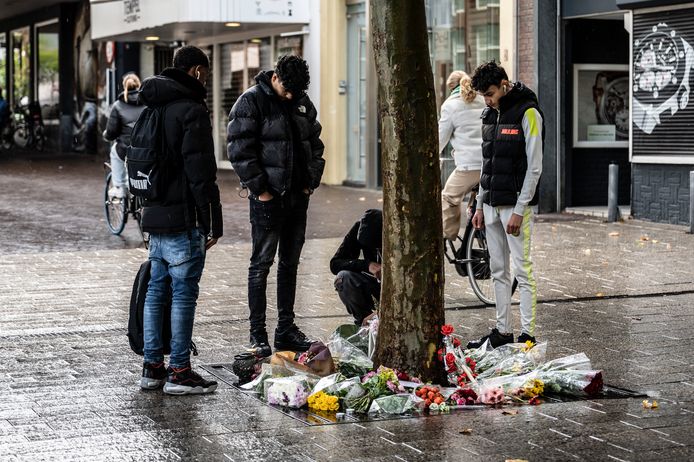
left=247, top=331, right=272, bottom=358
left=466, top=328, right=514, bottom=349
left=163, top=365, right=218, bottom=395
left=517, top=332, right=537, bottom=344
left=274, top=325, right=313, bottom=352
left=140, top=361, right=167, bottom=390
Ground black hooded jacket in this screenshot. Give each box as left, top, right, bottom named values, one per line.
left=137, top=67, right=222, bottom=237
left=330, top=209, right=383, bottom=275
left=226, top=70, right=325, bottom=196
left=103, top=90, right=145, bottom=160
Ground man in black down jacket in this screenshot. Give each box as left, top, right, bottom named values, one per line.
left=137, top=46, right=223, bottom=395
left=330, top=209, right=382, bottom=325
left=227, top=55, right=325, bottom=356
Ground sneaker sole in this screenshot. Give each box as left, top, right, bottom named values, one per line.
left=140, top=378, right=166, bottom=390
left=163, top=383, right=218, bottom=395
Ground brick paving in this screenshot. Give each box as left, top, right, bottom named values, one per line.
left=1, top=155, right=693, bottom=460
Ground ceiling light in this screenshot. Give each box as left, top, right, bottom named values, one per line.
left=225, top=22, right=241, bottom=27
left=145, top=36, right=160, bottom=41
left=250, top=38, right=262, bottom=43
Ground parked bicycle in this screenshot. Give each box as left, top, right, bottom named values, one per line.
left=12, top=97, right=45, bottom=151
left=104, top=162, right=148, bottom=247
left=444, top=189, right=517, bottom=305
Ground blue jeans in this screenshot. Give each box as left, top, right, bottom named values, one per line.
left=143, top=229, right=205, bottom=368
left=248, top=191, right=309, bottom=335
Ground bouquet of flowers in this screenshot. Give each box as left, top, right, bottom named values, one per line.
left=342, top=383, right=372, bottom=413
left=263, top=375, right=312, bottom=408
left=307, top=390, right=340, bottom=412
left=368, top=394, right=418, bottom=414
left=327, top=335, right=373, bottom=378
left=439, top=324, right=478, bottom=387
left=362, top=366, right=405, bottom=398
left=449, top=387, right=478, bottom=406
left=533, top=353, right=603, bottom=397
left=475, top=341, right=547, bottom=380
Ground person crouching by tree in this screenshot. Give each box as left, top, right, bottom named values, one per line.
left=330, top=209, right=382, bottom=326
left=467, top=60, right=543, bottom=349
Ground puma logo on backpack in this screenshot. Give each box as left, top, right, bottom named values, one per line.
left=126, top=105, right=168, bottom=199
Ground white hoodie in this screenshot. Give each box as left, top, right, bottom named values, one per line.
left=438, top=93, right=486, bottom=171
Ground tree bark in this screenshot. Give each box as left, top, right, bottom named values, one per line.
left=370, top=0, right=445, bottom=383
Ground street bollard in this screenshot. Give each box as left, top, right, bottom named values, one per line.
left=690, top=171, right=694, bottom=234
left=607, top=163, right=620, bottom=222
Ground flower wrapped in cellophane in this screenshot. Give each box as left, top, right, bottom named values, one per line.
left=533, top=353, right=603, bottom=397
left=263, top=375, right=313, bottom=408
left=475, top=341, right=547, bottom=380
left=368, top=394, right=418, bottom=414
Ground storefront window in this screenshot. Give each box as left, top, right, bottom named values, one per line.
left=37, top=21, right=60, bottom=121
left=426, top=0, right=500, bottom=107
left=12, top=27, right=31, bottom=107
left=275, top=36, right=302, bottom=58
left=246, top=38, right=272, bottom=89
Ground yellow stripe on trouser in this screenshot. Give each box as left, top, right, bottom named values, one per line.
left=522, top=206, right=537, bottom=335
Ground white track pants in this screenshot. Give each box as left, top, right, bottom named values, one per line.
left=482, top=203, right=537, bottom=336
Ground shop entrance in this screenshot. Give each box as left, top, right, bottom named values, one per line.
left=563, top=15, right=631, bottom=208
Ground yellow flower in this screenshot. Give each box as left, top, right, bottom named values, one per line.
left=308, top=391, right=339, bottom=412
left=521, top=340, right=535, bottom=352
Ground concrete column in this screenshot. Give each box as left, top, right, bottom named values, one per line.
left=608, top=163, right=620, bottom=222
left=58, top=3, right=76, bottom=152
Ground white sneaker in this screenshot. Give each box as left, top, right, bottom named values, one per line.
left=108, top=185, right=126, bottom=199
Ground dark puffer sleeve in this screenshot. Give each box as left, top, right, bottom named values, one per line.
left=181, top=104, right=222, bottom=238
left=227, top=91, right=268, bottom=195
left=304, top=98, right=325, bottom=190
left=330, top=221, right=370, bottom=275
left=103, top=102, right=122, bottom=142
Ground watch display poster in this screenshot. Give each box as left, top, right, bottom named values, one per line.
left=573, top=64, right=629, bottom=148
left=633, top=8, right=694, bottom=159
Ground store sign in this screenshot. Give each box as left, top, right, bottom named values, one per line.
left=587, top=125, right=616, bottom=142
left=632, top=8, right=694, bottom=159
left=123, top=0, right=141, bottom=24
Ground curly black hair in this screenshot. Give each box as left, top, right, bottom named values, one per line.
left=471, top=60, right=508, bottom=93
left=173, top=45, right=210, bottom=71
left=275, top=55, right=310, bottom=96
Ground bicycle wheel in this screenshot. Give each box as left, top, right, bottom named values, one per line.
left=104, top=172, right=127, bottom=235
left=465, top=227, right=496, bottom=305
left=34, top=126, right=45, bottom=151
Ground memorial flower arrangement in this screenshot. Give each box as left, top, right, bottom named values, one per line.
left=307, top=391, right=340, bottom=412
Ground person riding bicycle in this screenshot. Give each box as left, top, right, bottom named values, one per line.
left=103, top=74, right=145, bottom=199
left=330, top=209, right=382, bottom=326
left=438, top=70, right=486, bottom=243
left=468, top=60, right=543, bottom=349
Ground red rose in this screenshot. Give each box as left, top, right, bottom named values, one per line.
left=445, top=353, right=456, bottom=366
left=453, top=338, right=461, bottom=348
left=441, top=324, right=454, bottom=336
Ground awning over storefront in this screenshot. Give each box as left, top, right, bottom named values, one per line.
left=616, top=0, right=689, bottom=8
left=90, top=0, right=309, bottom=41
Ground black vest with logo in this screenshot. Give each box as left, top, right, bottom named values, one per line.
left=480, top=82, right=543, bottom=207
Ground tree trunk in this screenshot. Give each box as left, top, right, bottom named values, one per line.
left=370, top=0, right=445, bottom=383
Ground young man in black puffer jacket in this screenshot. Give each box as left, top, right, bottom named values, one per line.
left=227, top=55, right=325, bottom=357
left=137, top=46, right=223, bottom=395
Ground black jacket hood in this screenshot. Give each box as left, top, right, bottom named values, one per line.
left=357, top=209, right=382, bottom=250
left=255, top=70, right=275, bottom=97
left=139, top=67, right=206, bottom=107
left=499, top=81, right=539, bottom=113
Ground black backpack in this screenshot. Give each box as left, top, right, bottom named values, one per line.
left=128, top=260, right=172, bottom=355
left=128, top=260, right=199, bottom=356
left=126, top=106, right=168, bottom=199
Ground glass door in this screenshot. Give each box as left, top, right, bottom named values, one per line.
left=11, top=27, right=31, bottom=107
left=346, top=3, right=367, bottom=185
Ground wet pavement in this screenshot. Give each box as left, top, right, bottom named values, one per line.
left=1, top=153, right=693, bottom=461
